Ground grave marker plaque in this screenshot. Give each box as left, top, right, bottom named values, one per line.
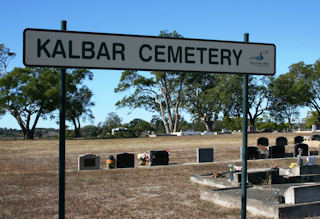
left=247, top=147, right=261, bottom=160
left=149, top=150, right=169, bottom=166
left=78, top=154, right=100, bottom=170
left=295, top=143, right=309, bottom=157
left=257, top=137, right=269, bottom=146
left=294, top=136, right=304, bottom=144
left=116, top=153, right=134, bottom=168
left=311, top=135, right=320, bottom=141
left=276, top=136, right=288, bottom=146
left=268, top=145, right=285, bottom=158
left=197, top=148, right=214, bottom=163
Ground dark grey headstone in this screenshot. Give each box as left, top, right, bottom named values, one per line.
left=312, top=135, right=320, bottom=141
left=116, top=153, right=134, bottom=168
left=197, top=148, right=214, bottom=163
left=78, top=154, right=100, bottom=170
left=295, top=143, right=309, bottom=157
left=294, top=136, right=304, bottom=144
left=247, top=147, right=261, bottom=160
left=276, top=136, right=288, bottom=146
left=257, top=137, right=269, bottom=146
left=310, top=151, right=319, bottom=156
left=268, top=145, right=285, bottom=158
left=149, top=150, right=169, bottom=166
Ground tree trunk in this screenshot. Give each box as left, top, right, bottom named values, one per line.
left=202, top=113, right=213, bottom=132
left=203, top=120, right=211, bottom=131
left=155, top=95, right=170, bottom=134
left=25, top=128, right=34, bottom=139
left=73, top=118, right=81, bottom=137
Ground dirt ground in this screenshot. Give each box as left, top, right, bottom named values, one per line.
left=0, top=132, right=318, bottom=218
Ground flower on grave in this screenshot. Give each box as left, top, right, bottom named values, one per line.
left=289, top=162, right=297, bottom=168
left=137, top=152, right=150, bottom=166
left=106, top=155, right=116, bottom=169
left=228, top=164, right=242, bottom=172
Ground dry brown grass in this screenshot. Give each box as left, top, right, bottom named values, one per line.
left=0, top=132, right=316, bottom=218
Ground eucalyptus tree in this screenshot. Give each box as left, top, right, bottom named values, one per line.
left=268, top=64, right=310, bottom=128
left=114, top=31, right=187, bottom=134
left=0, top=67, right=95, bottom=139
left=0, top=43, right=15, bottom=76
left=247, top=76, right=272, bottom=128
left=0, top=67, right=59, bottom=139
left=65, top=69, right=94, bottom=137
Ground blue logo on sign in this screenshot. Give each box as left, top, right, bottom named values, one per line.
left=250, top=50, right=268, bottom=61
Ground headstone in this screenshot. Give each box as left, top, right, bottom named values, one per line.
left=284, top=184, right=320, bottom=204
left=268, top=145, right=285, bottom=158
left=247, top=147, right=261, bottom=160
left=311, top=135, right=320, bottom=141
left=257, top=137, right=269, bottom=146
left=116, top=153, right=134, bottom=168
left=310, top=151, right=319, bottom=156
left=291, top=165, right=320, bottom=176
left=294, top=136, right=304, bottom=144
left=276, top=136, right=288, bottom=146
left=295, top=143, right=309, bottom=157
left=78, top=154, right=100, bottom=170
left=149, top=150, right=169, bottom=166
left=312, top=125, right=317, bottom=132
left=197, top=148, right=214, bottom=163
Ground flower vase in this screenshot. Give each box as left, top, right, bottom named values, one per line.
left=140, top=160, right=146, bottom=166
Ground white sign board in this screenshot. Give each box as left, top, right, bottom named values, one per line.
left=24, top=29, right=275, bottom=75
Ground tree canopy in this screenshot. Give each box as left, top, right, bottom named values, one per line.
left=0, top=43, right=15, bottom=76
left=0, top=67, right=59, bottom=139
left=65, top=69, right=95, bottom=137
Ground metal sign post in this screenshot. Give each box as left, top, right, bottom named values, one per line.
left=241, top=33, right=249, bottom=219
left=59, top=20, right=66, bottom=219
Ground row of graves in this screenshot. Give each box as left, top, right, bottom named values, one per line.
left=247, top=135, right=320, bottom=160
left=78, top=148, right=215, bottom=170
left=191, top=135, right=320, bottom=219
left=78, top=135, right=320, bottom=170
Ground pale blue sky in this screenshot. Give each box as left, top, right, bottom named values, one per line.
left=1, top=0, right=320, bottom=129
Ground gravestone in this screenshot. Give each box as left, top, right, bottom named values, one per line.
left=268, top=145, right=285, bottom=158
left=311, top=135, right=320, bottom=141
left=197, top=148, right=214, bottom=163
left=149, top=150, right=169, bottom=166
left=310, top=151, right=319, bottom=156
left=294, top=136, right=304, bottom=144
left=78, top=154, right=100, bottom=170
left=247, top=147, right=261, bottom=160
left=295, top=143, right=309, bottom=157
left=257, top=137, right=269, bottom=146
left=116, top=153, right=134, bottom=168
left=285, top=184, right=320, bottom=204
left=276, top=136, right=288, bottom=146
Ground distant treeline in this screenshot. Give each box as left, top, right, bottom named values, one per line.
left=0, top=128, right=59, bottom=139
